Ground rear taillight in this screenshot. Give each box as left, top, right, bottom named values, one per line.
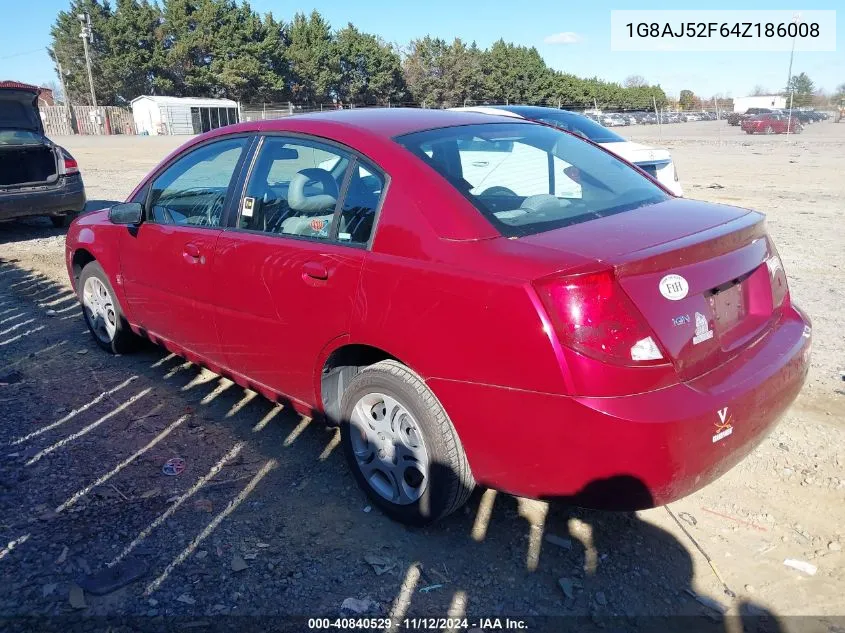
left=766, top=253, right=788, bottom=308
left=535, top=270, right=664, bottom=365
left=59, top=149, right=79, bottom=175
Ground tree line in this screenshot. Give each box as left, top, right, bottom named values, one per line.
left=50, top=0, right=668, bottom=110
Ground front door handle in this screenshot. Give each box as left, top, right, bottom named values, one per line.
left=472, top=160, right=489, bottom=167
left=183, top=243, right=204, bottom=264
left=302, top=261, right=329, bottom=280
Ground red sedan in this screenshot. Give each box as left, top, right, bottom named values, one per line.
left=741, top=113, right=802, bottom=134
left=65, top=109, right=811, bottom=525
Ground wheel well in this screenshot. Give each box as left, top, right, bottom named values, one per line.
left=320, top=344, right=398, bottom=424
left=71, top=249, right=96, bottom=284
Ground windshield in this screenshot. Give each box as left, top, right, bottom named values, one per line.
left=395, top=122, right=668, bottom=238
left=534, top=112, right=626, bottom=143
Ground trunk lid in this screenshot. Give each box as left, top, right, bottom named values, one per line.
left=0, top=88, right=44, bottom=135
left=523, top=198, right=780, bottom=380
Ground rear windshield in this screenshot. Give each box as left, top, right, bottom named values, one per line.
left=533, top=112, right=625, bottom=143
left=0, top=130, right=43, bottom=146
left=395, top=122, right=668, bottom=237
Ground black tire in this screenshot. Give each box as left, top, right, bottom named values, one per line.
left=340, top=360, right=474, bottom=525
left=50, top=214, right=71, bottom=228
left=78, top=261, right=140, bottom=354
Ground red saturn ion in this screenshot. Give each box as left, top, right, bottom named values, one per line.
left=65, top=109, right=811, bottom=525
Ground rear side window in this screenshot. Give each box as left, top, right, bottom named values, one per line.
left=148, top=138, right=247, bottom=227
left=338, top=163, right=385, bottom=245
left=396, top=123, right=668, bottom=238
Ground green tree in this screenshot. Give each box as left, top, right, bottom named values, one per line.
left=334, top=24, right=406, bottom=105
left=100, top=0, right=168, bottom=102
left=786, top=72, right=815, bottom=107
left=679, top=89, right=695, bottom=110
left=402, top=36, right=449, bottom=105
left=49, top=0, right=115, bottom=105
left=287, top=10, right=337, bottom=104
left=482, top=39, right=554, bottom=104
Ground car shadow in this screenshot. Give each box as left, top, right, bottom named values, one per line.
left=0, top=256, right=789, bottom=630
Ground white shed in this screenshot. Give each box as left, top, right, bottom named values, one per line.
left=733, top=95, right=787, bottom=113
left=130, top=96, right=240, bottom=135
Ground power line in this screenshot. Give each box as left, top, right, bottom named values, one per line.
left=0, top=47, right=48, bottom=60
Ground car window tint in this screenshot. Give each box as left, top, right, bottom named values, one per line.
left=337, top=163, right=385, bottom=245
left=148, top=138, right=247, bottom=227
left=238, top=137, right=350, bottom=240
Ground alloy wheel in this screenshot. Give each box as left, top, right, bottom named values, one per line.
left=82, top=276, right=117, bottom=343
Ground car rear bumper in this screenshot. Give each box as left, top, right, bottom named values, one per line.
left=0, top=174, right=86, bottom=221
left=428, top=303, right=810, bottom=508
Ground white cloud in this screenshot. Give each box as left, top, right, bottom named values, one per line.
left=543, top=32, right=584, bottom=45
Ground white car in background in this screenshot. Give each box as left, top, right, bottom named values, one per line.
left=452, top=105, right=683, bottom=196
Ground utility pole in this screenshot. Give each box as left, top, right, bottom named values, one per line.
left=78, top=13, right=96, bottom=108
left=785, top=13, right=800, bottom=97
left=55, top=59, right=72, bottom=133
left=78, top=12, right=100, bottom=134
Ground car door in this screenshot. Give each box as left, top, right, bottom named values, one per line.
left=211, top=135, right=386, bottom=406
left=119, top=136, right=250, bottom=363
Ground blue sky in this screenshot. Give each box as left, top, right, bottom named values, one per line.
left=1, top=0, right=842, bottom=98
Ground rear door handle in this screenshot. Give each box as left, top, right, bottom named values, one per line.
left=302, top=261, right=329, bottom=281
left=472, top=160, right=489, bottom=167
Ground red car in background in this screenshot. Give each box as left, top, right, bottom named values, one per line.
left=741, top=112, right=802, bottom=134
left=65, top=109, right=811, bottom=525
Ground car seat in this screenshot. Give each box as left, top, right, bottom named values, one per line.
left=282, top=168, right=345, bottom=237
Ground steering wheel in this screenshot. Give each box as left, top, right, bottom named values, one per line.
left=480, top=186, right=518, bottom=197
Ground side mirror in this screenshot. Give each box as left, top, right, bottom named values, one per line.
left=109, top=202, right=143, bottom=225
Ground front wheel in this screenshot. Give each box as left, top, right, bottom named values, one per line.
left=764, top=126, right=774, bottom=135
left=340, top=360, right=474, bottom=525
left=78, top=261, right=140, bottom=354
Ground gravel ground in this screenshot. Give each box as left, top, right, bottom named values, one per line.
left=0, top=119, right=843, bottom=631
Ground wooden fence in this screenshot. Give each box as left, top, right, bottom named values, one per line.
left=41, top=105, right=136, bottom=136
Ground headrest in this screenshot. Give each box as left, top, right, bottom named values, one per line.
left=287, top=168, right=339, bottom=213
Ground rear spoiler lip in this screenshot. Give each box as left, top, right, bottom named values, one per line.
left=611, top=210, right=765, bottom=276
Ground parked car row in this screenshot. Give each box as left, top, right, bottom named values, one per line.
left=728, top=108, right=829, bottom=126
left=582, top=110, right=722, bottom=127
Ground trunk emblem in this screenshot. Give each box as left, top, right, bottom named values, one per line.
left=692, top=312, right=714, bottom=345
left=672, top=314, right=690, bottom=326
left=659, top=274, right=689, bottom=301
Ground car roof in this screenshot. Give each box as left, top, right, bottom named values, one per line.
left=244, top=108, right=523, bottom=138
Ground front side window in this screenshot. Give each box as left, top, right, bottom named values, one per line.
left=396, top=123, right=668, bottom=238
left=148, top=137, right=247, bottom=226
left=238, top=137, right=351, bottom=240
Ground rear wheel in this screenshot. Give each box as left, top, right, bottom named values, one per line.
left=764, top=125, right=774, bottom=135
left=340, top=360, right=474, bottom=525
left=78, top=261, right=140, bottom=354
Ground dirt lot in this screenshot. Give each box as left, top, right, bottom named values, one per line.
left=0, top=120, right=843, bottom=630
